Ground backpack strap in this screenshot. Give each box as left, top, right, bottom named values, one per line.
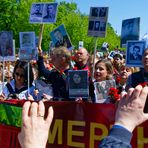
left=6, top=83, right=15, bottom=94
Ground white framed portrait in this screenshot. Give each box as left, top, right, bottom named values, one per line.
left=42, top=3, right=58, bottom=23
left=0, top=31, right=15, bottom=61
left=19, top=32, right=37, bottom=61
left=19, top=32, right=36, bottom=49
left=126, top=40, right=146, bottom=67
left=29, top=2, right=58, bottom=24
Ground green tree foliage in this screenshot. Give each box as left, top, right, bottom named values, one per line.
left=0, top=0, right=121, bottom=53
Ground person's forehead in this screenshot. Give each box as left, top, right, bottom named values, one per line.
left=48, top=5, right=54, bottom=8
left=121, top=65, right=130, bottom=69
left=144, top=49, right=148, bottom=54
left=133, top=47, right=139, bottom=51
left=78, top=48, right=87, bottom=54
left=36, top=5, right=40, bottom=8
left=96, top=62, right=106, bottom=67
left=54, top=30, right=61, bottom=35
left=114, top=57, right=121, bottom=60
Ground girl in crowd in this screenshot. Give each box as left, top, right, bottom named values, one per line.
left=1, top=60, right=36, bottom=100
left=89, top=59, right=114, bottom=102
left=116, top=64, right=134, bottom=93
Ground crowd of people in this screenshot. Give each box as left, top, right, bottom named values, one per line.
left=0, top=45, right=148, bottom=102
left=0, top=44, right=148, bottom=147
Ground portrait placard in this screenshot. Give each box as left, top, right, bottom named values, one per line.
left=50, top=24, right=73, bottom=50
left=79, top=41, right=84, bottom=49
left=121, top=17, right=140, bottom=48
left=126, top=40, right=146, bottom=67
left=68, top=70, right=89, bottom=99
left=29, top=2, right=58, bottom=24
left=88, top=7, right=109, bottom=37
left=94, top=80, right=116, bottom=103
left=19, top=32, right=38, bottom=61
left=34, top=79, right=53, bottom=101
left=19, top=32, right=36, bottom=49
left=0, top=31, right=15, bottom=61
left=108, top=51, right=116, bottom=59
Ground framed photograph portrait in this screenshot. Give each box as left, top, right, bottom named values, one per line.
left=126, top=40, right=146, bottom=67
left=121, top=17, right=140, bottom=47
left=88, top=7, right=109, bottom=37
left=0, top=31, right=15, bottom=61
left=19, top=32, right=38, bottom=61
left=68, top=70, right=89, bottom=99
left=42, top=3, right=58, bottom=23
left=99, top=7, right=107, bottom=17
left=94, top=80, right=116, bottom=103
left=79, top=41, right=84, bottom=49
left=50, top=24, right=73, bottom=50
left=19, top=32, right=36, bottom=49
left=91, top=7, right=99, bottom=17
left=29, top=2, right=58, bottom=24
left=30, top=3, right=44, bottom=23
left=108, top=51, right=116, bottom=59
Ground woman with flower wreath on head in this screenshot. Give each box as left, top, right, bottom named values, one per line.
left=0, top=60, right=36, bottom=100
left=89, top=59, right=115, bottom=103
left=126, top=48, right=148, bottom=91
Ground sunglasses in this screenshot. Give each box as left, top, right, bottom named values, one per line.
left=15, top=72, right=24, bottom=78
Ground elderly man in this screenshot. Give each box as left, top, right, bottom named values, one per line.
left=74, top=47, right=90, bottom=76
left=37, top=46, right=71, bottom=100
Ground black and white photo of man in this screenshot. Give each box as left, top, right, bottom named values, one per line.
left=31, top=4, right=43, bottom=17
left=43, top=3, right=57, bottom=23
left=94, top=21, right=100, bottom=31
left=99, top=7, right=107, bottom=17
left=130, top=45, right=142, bottom=60
left=99, top=22, right=106, bottom=31
left=91, top=7, right=99, bottom=17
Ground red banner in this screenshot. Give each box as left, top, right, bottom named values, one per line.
left=0, top=101, right=148, bottom=148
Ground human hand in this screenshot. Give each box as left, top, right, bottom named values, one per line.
left=34, top=89, right=39, bottom=96
left=42, top=93, right=53, bottom=101
left=0, top=93, right=6, bottom=101
left=28, top=94, right=34, bottom=101
left=115, top=85, right=148, bottom=132
left=75, top=97, right=83, bottom=103
left=18, top=101, right=53, bottom=148
left=38, top=46, right=43, bottom=56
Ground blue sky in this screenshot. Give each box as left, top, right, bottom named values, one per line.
left=57, top=0, right=148, bottom=38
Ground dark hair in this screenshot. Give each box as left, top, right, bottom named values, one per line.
left=95, top=59, right=114, bottom=79
left=133, top=45, right=140, bottom=52
left=113, top=53, right=123, bottom=60
left=13, top=60, right=34, bottom=86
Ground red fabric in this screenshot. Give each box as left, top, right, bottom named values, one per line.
left=0, top=101, right=148, bottom=148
